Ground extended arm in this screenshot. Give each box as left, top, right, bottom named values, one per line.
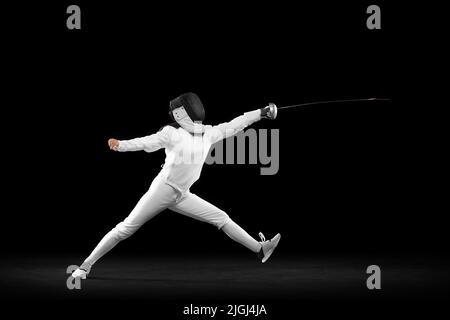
left=207, top=105, right=276, bottom=144
left=109, top=127, right=171, bottom=153
left=208, top=110, right=261, bottom=144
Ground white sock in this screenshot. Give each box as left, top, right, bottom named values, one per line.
left=83, top=230, right=122, bottom=266
left=222, top=219, right=262, bottom=253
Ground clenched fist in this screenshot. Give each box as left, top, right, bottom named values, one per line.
left=108, top=138, right=119, bottom=151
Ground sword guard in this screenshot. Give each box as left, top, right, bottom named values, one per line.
left=267, top=103, right=277, bottom=120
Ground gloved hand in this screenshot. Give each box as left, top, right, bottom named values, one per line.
left=260, top=103, right=278, bottom=120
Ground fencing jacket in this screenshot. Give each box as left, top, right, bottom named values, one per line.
left=117, top=110, right=261, bottom=193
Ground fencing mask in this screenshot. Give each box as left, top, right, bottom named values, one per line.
left=169, top=92, right=205, bottom=122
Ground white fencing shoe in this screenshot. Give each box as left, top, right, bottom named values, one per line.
left=71, top=262, right=91, bottom=279
left=258, top=232, right=281, bottom=263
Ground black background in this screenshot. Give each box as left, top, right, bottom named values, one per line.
left=2, top=0, right=447, bottom=317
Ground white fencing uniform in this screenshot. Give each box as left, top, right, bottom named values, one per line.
left=82, top=110, right=262, bottom=267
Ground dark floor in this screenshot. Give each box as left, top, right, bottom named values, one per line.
left=1, top=254, right=449, bottom=318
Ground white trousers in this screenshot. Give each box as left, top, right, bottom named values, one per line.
left=83, top=176, right=260, bottom=266
left=116, top=175, right=231, bottom=235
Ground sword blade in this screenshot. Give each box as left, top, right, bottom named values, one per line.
left=278, top=98, right=391, bottom=110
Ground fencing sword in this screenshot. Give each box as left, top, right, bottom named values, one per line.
left=266, top=98, right=391, bottom=120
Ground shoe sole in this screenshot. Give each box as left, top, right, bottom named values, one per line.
left=262, top=233, right=281, bottom=263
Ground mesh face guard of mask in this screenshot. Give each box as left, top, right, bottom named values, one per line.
left=169, top=92, right=205, bottom=122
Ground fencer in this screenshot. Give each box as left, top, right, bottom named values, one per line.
left=72, top=93, right=281, bottom=279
